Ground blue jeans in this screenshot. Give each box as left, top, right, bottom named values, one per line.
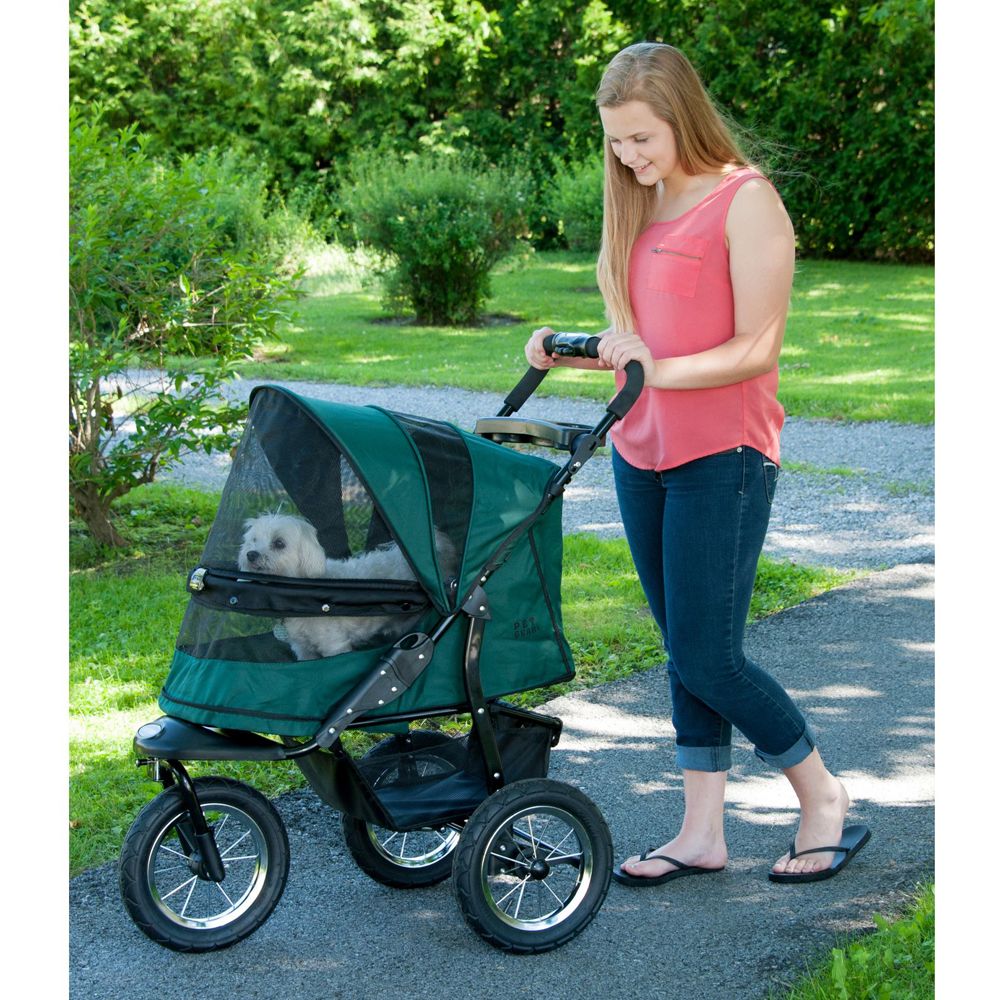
left=612, top=445, right=815, bottom=772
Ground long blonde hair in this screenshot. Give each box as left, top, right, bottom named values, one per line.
left=595, top=43, right=749, bottom=334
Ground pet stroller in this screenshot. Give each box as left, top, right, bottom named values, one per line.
left=119, top=335, right=643, bottom=955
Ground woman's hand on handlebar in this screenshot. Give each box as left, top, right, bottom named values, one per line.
left=597, top=329, right=658, bottom=384
left=525, top=326, right=612, bottom=371
left=525, top=327, right=559, bottom=370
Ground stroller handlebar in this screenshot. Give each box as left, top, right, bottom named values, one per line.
left=501, top=332, right=645, bottom=421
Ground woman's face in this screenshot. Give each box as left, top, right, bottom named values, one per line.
left=599, top=100, right=680, bottom=186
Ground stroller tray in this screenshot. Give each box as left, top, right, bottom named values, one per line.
left=474, top=417, right=606, bottom=451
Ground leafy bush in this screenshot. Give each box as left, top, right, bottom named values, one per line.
left=550, top=157, right=604, bottom=252
left=69, top=110, right=304, bottom=547
left=342, top=150, right=533, bottom=325
left=69, top=0, right=933, bottom=261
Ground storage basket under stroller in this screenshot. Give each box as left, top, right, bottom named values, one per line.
left=119, top=342, right=644, bottom=956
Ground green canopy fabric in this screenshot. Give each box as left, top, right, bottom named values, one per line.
left=158, top=387, right=575, bottom=736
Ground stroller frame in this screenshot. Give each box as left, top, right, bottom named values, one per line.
left=120, top=336, right=643, bottom=955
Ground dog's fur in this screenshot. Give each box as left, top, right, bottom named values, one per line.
left=238, top=512, right=453, bottom=660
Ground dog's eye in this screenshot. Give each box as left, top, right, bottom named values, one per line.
left=273, top=538, right=285, bottom=550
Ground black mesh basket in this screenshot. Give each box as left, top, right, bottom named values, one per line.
left=356, top=708, right=557, bottom=831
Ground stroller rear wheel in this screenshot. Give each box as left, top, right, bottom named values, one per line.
left=119, top=777, right=289, bottom=952
left=453, top=778, right=612, bottom=954
left=342, top=731, right=461, bottom=887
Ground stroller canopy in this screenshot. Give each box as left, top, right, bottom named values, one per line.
left=159, top=386, right=575, bottom=735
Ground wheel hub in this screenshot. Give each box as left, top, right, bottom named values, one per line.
left=528, top=858, right=551, bottom=880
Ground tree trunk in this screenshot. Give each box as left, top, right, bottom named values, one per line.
left=71, top=484, right=128, bottom=548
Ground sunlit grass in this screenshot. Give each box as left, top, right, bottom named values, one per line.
left=769, top=884, right=934, bottom=1000
left=239, top=250, right=933, bottom=424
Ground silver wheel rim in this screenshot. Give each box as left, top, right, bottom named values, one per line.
left=146, top=801, right=270, bottom=930
left=480, top=805, right=593, bottom=930
left=365, top=823, right=461, bottom=869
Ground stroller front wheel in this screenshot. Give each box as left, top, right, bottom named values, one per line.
left=453, top=778, right=612, bottom=954
left=119, top=777, right=289, bottom=952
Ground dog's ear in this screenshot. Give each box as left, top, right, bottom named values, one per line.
left=294, top=521, right=328, bottom=578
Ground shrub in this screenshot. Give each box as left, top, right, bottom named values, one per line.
left=342, top=149, right=534, bottom=325
left=69, top=0, right=933, bottom=262
left=69, top=110, right=304, bottom=547
left=550, top=157, right=604, bottom=252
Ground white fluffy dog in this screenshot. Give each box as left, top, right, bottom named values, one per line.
left=237, top=512, right=451, bottom=661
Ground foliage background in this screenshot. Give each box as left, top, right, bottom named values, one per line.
left=69, top=0, right=934, bottom=261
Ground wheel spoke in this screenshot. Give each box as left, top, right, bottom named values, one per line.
left=493, top=875, right=531, bottom=910
left=160, top=873, right=198, bottom=902
left=219, top=828, right=252, bottom=859
left=525, top=816, right=537, bottom=856
left=178, top=875, right=198, bottom=917
left=154, top=862, right=192, bottom=875
left=214, top=880, right=236, bottom=909
left=157, top=844, right=189, bottom=860
left=489, top=850, right=529, bottom=869
left=540, top=875, right=569, bottom=907
left=511, top=877, right=529, bottom=919
left=543, top=829, right=575, bottom=860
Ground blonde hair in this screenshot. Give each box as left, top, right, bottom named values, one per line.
left=595, top=43, right=750, bottom=334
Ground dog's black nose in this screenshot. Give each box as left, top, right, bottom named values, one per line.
left=246, top=550, right=260, bottom=564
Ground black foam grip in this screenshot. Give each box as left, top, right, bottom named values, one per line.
left=606, top=360, right=645, bottom=419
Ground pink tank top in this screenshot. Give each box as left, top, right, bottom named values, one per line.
left=610, top=167, right=785, bottom=470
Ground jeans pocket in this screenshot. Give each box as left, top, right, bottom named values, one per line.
left=762, top=459, right=779, bottom=505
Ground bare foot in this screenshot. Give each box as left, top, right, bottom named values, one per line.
left=771, top=778, right=850, bottom=876
left=620, top=835, right=728, bottom=879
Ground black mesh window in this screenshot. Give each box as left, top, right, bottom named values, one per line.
left=200, top=391, right=390, bottom=569
left=391, top=412, right=473, bottom=579
left=177, top=389, right=420, bottom=663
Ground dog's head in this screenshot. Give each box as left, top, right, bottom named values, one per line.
left=238, top=513, right=327, bottom=578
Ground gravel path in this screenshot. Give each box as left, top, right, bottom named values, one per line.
left=138, top=373, right=934, bottom=570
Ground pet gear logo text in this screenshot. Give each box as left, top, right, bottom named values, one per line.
left=513, top=616, right=540, bottom=640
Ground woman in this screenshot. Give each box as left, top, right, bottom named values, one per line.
left=525, top=42, right=870, bottom=885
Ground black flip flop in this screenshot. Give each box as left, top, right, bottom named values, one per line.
left=612, top=849, right=725, bottom=888
left=768, top=824, right=872, bottom=884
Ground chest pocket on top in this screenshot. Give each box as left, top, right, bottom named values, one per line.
left=646, top=234, right=709, bottom=297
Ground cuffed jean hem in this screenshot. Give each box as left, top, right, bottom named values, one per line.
left=676, top=744, right=733, bottom=773
left=753, top=726, right=817, bottom=770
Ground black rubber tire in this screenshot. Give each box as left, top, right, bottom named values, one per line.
left=452, top=778, right=612, bottom=954
left=119, top=777, right=290, bottom=952
left=341, top=731, right=461, bottom=888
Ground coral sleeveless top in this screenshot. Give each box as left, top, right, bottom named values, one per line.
left=610, top=167, right=785, bottom=470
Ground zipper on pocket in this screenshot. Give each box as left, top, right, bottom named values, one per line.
left=651, top=247, right=702, bottom=260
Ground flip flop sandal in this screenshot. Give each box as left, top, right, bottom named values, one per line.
left=612, top=849, right=725, bottom=888
left=768, top=824, right=872, bottom=884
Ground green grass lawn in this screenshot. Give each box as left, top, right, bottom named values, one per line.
left=237, top=247, right=934, bottom=424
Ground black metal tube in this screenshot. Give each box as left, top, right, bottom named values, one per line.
left=168, top=760, right=226, bottom=882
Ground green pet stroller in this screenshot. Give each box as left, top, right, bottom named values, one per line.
left=119, top=335, right=644, bottom=955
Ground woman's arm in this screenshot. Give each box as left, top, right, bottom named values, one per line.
left=598, top=179, right=796, bottom=388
